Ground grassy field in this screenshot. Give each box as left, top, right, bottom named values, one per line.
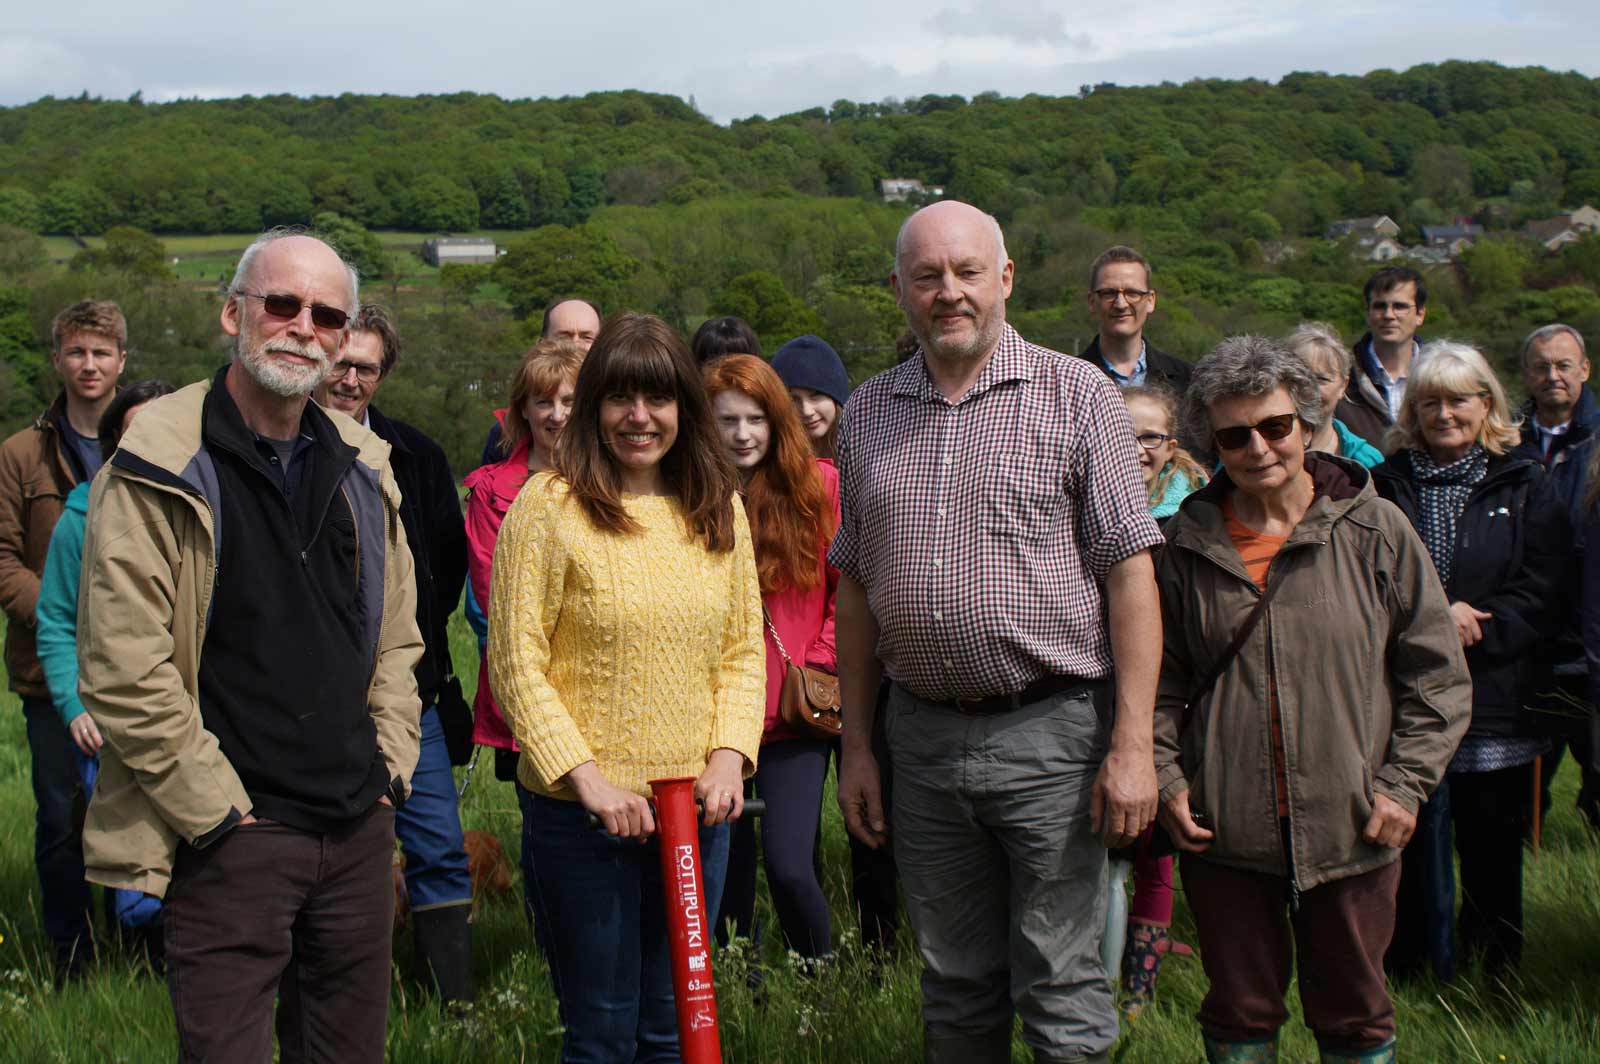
left=39, top=230, right=524, bottom=289
left=1, top=611, right=1599, bottom=1061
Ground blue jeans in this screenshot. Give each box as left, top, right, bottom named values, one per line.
left=1387, top=782, right=1456, bottom=982
left=23, top=697, right=92, bottom=965
left=522, top=789, right=731, bottom=1064
left=394, top=705, right=472, bottom=909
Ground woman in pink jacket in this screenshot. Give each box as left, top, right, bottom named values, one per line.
left=704, top=354, right=840, bottom=959
left=464, top=339, right=586, bottom=781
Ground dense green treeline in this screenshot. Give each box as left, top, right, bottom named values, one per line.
left=5, top=62, right=1600, bottom=475
left=3, top=62, right=1600, bottom=238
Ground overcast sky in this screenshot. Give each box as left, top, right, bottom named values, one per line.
left=3, top=1, right=1596, bottom=123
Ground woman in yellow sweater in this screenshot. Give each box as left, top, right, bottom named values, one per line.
left=488, top=313, right=765, bottom=1063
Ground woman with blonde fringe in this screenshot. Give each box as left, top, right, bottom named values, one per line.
left=1373, top=341, right=1562, bottom=981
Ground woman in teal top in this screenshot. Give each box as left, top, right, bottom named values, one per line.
left=1288, top=321, right=1386, bottom=468
left=36, top=380, right=172, bottom=945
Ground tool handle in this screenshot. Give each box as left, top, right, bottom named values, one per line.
left=586, top=797, right=767, bottom=829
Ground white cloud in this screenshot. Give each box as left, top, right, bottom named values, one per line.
left=0, top=1, right=1595, bottom=122
left=924, top=3, right=1092, bottom=50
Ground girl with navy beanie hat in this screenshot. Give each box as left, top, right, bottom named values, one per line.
left=771, top=335, right=850, bottom=460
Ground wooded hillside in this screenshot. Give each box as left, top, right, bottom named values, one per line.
left=4, top=61, right=1599, bottom=475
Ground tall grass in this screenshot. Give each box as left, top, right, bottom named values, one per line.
left=1, top=611, right=1598, bottom=1061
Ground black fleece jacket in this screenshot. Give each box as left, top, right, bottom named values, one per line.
left=1372, top=450, right=1563, bottom=737
left=196, top=372, right=391, bottom=830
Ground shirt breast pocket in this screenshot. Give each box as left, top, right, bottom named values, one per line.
left=983, top=452, right=1063, bottom=539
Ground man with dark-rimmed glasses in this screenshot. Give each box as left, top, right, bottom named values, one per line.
left=1078, top=245, right=1192, bottom=396
left=77, top=228, right=423, bottom=1062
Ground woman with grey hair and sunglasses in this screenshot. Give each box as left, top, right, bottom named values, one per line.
left=1151, top=335, right=1470, bottom=1064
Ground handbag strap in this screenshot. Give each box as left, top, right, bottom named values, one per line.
left=761, top=606, right=794, bottom=667
left=1188, top=558, right=1291, bottom=707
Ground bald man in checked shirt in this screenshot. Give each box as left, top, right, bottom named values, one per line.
left=832, top=201, right=1164, bottom=1064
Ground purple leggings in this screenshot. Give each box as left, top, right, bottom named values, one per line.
left=1130, top=830, right=1174, bottom=927
left=754, top=738, right=834, bottom=957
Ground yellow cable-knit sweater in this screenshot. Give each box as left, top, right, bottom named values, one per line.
left=487, top=472, right=765, bottom=800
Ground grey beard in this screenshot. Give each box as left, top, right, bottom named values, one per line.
left=237, top=340, right=329, bottom=398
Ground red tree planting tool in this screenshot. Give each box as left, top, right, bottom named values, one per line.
left=588, top=780, right=764, bottom=1063
left=649, top=777, right=766, bottom=1064
left=652, top=777, right=722, bottom=1063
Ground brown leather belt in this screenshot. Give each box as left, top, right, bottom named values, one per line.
left=924, top=674, right=1102, bottom=715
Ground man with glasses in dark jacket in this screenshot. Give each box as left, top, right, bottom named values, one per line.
left=315, top=304, right=473, bottom=1000
left=1514, top=324, right=1600, bottom=832
left=1078, top=245, right=1191, bottom=395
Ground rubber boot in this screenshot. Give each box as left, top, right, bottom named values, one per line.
left=1203, top=1034, right=1280, bottom=1063
left=1319, top=1041, right=1396, bottom=1064
left=412, top=904, right=474, bottom=1004
left=1102, top=857, right=1132, bottom=982
left=924, top=1025, right=1012, bottom=1064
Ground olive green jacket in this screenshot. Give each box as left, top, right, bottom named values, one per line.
left=1153, top=454, right=1470, bottom=890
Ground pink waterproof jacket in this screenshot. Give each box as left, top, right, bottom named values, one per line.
left=464, top=437, right=533, bottom=750
left=760, top=459, right=841, bottom=742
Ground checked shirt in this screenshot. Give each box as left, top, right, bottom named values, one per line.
left=828, top=323, right=1162, bottom=702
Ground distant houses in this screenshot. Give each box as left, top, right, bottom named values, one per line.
left=1362, top=237, right=1405, bottom=262
left=879, top=178, right=945, bottom=203
left=1522, top=205, right=1600, bottom=251
left=1325, top=216, right=1400, bottom=240
left=1420, top=223, right=1484, bottom=256
left=1322, top=215, right=1491, bottom=263
left=421, top=236, right=497, bottom=266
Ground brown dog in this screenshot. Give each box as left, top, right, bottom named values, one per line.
left=392, top=829, right=516, bottom=931
left=465, top=829, right=515, bottom=905
left=390, top=832, right=515, bottom=928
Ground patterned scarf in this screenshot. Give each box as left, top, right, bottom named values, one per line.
left=1409, top=445, right=1487, bottom=586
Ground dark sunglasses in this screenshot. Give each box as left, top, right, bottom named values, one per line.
left=1213, top=413, right=1299, bottom=452
left=238, top=291, right=350, bottom=331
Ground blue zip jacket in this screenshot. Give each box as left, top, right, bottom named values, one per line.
left=36, top=480, right=90, bottom=727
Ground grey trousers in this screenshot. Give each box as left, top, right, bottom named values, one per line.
left=885, top=681, right=1117, bottom=1061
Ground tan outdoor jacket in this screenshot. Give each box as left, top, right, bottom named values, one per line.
left=76, top=377, right=423, bottom=896
left=0, top=395, right=79, bottom=697
left=1153, top=454, right=1471, bottom=891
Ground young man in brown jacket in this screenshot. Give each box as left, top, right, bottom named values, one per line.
left=0, top=300, right=126, bottom=980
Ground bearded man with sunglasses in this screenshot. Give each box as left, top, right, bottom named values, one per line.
left=76, top=229, right=423, bottom=1063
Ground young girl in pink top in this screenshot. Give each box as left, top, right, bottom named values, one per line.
left=704, top=354, right=840, bottom=958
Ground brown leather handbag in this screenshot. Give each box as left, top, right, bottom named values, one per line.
left=764, top=609, right=842, bottom=738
